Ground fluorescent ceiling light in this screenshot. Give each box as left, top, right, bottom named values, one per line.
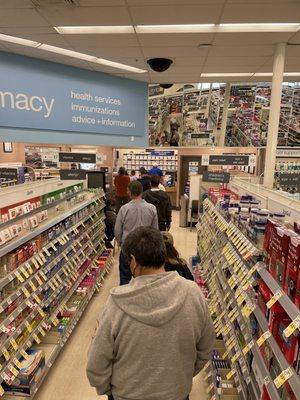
left=218, top=23, right=300, bottom=32
left=54, top=26, right=134, bottom=34
left=135, top=24, right=215, bottom=33
left=0, top=33, right=41, bottom=47
left=284, top=72, right=300, bottom=76
left=39, top=44, right=146, bottom=73
left=201, top=73, right=252, bottom=77
left=253, top=72, right=273, bottom=77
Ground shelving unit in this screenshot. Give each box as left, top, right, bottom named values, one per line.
left=123, top=152, right=178, bottom=174
left=0, top=181, right=111, bottom=398
left=197, top=199, right=300, bottom=400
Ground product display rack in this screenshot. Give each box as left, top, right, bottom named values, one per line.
left=197, top=199, right=300, bottom=400
left=123, top=152, right=178, bottom=173
left=0, top=185, right=111, bottom=398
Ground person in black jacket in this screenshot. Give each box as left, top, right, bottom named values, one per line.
left=142, top=175, right=172, bottom=231
left=138, top=167, right=151, bottom=192
left=162, top=232, right=194, bottom=281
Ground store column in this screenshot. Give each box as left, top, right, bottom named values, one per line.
left=219, top=83, right=231, bottom=147
left=263, top=43, right=286, bottom=189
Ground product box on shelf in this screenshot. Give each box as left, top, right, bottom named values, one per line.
left=284, top=235, right=300, bottom=306
left=3, top=349, right=45, bottom=396
left=272, top=314, right=299, bottom=364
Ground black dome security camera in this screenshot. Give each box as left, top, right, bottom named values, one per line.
left=147, top=58, right=173, bottom=72
left=160, top=84, right=173, bottom=89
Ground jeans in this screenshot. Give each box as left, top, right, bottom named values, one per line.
left=119, top=251, right=132, bottom=285
left=116, top=196, right=130, bottom=214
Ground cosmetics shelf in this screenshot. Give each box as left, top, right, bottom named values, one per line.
left=196, top=199, right=300, bottom=400
left=0, top=187, right=109, bottom=397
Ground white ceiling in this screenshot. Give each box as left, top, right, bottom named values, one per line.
left=0, top=0, right=299, bottom=83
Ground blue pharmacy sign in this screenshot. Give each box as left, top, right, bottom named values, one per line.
left=0, top=52, right=148, bottom=141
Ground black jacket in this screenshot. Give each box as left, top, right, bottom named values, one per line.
left=138, top=175, right=151, bottom=192
left=165, top=261, right=194, bottom=281
left=142, top=189, right=172, bottom=228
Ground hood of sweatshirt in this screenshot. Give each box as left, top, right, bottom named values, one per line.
left=110, top=272, right=188, bottom=327
left=143, top=189, right=167, bottom=205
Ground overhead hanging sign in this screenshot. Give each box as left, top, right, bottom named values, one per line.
left=0, top=168, right=18, bottom=180
left=278, top=173, right=300, bottom=187
left=203, top=171, right=230, bottom=183
left=191, top=133, right=210, bottom=139
left=276, top=149, right=300, bottom=158
left=0, top=52, right=148, bottom=138
left=59, top=152, right=96, bottom=164
left=59, top=169, right=86, bottom=180
left=202, top=154, right=256, bottom=167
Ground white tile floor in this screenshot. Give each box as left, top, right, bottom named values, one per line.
left=35, top=212, right=208, bottom=400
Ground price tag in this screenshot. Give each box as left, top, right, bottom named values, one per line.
left=38, top=327, right=46, bottom=336
left=52, top=317, right=59, bottom=326
left=43, top=247, right=51, bottom=257
left=36, top=255, right=44, bottom=266
left=0, top=385, right=4, bottom=396
left=40, top=271, right=47, bottom=281
left=203, top=361, right=210, bottom=371
left=32, top=258, right=39, bottom=269
left=33, top=294, right=41, bottom=304
left=37, top=307, right=45, bottom=318
left=231, top=353, right=239, bottom=363
left=257, top=330, right=271, bottom=347
left=15, top=271, right=25, bottom=283
left=242, top=340, right=255, bottom=355
left=40, top=253, right=47, bottom=263
left=58, top=237, right=65, bottom=246
left=77, top=241, right=82, bottom=248
left=2, top=348, right=10, bottom=361
left=51, top=243, right=58, bottom=252
left=25, top=321, right=33, bottom=333
left=226, top=369, right=236, bottom=380
left=9, top=365, right=18, bottom=376
left=266, top=290, right=284, bottom=309
left=63, top=254, right=69, bottom=262
left=283, top=315, right=300, bottom=338
left=242, top=302, right=256, bottom=318
left=13, top=358, right=22, bottom=369
left=35, top=275, right=43, bottom=286
left=22, top=287, right=31, bottom=298
left=20, top=266, right=29, bottom=279
left=274, top=367, right=293, bottom=389
left=20, top=349, right=29, bottom=360
left=29, top=281, right=36, bottom=291
left=206, top=383, right=214, bottom=394
left=33, top=334, right=41, bottom=344
left=63, top=234, right=69, bottom=241
left=49, top=281, right=56, bottom=291
left=10, top=338, right=18, bottom=351
left=247, top=264, right=259, bottom=277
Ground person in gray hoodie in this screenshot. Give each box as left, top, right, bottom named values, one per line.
left=86, top=227, right=215, bottom=400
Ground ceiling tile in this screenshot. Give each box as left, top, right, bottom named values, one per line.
left=201, top=65, right=258, bottom=73
left=62, top=34, right=139, bottom=48
left=78, top=0, right=126, bottom=5
left=204, top=56, right=269, bottom=68
left=221, top=3, right=300, bottom=22
left=0, top=0, right=33, bottom=8
left=286, top=45, right=300, bottom=56
left=15, top=33, right=71, bottom=47
left=174, top=56, right=207, bottom=67
left=143, top=46, right=203, bottom=58
left=213, top=32, right=292, bottom=46
left=149, top=73, right=201, bottom=84
left=0, top=27, right=55, bottom=34
left=37, top=5, right=131, bottom=25
left=208, top=45, right=275, bottom=57
left=137, top=33, right=214, bottom=47
left=0, top=8, right=48, bottom=27
left=128, top=0, right=225, bottom=4
left=288, top=32, right=300, bottom=44
left=129, top=4, right=224, bottom=24
left=72, top=46, right=144, bottom=59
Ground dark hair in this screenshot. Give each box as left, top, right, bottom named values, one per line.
left=122, top=227, right=166, bottom=268
left=139, top=167, right=147, bottom=175
left=118, top=167, right=126, bottom=175
left=128, top=180, right=143, bottom=197
left=164, top=240, right=180, bottom=262
left=150, top=175, right=160, bottom=187
left=131, top=170, right=136, bottom=176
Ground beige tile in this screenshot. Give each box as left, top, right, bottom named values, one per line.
left=34, top=212, right=207, bottom=400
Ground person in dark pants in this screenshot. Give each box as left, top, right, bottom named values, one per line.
left=142, top=175, right=172, bottom=231
left=114, top=167, right=130, bottom=213
left=87, top=227, right=215, bottom=400
left=114, top=181, right=158, bottom=285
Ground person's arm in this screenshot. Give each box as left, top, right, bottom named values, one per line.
left=86, top=301, right=114, bottom=395
left=151, top=206, right=159, bottom=230
left=166, top=194, right=172, bottom=229
left=114, top=208, right=124, bottom=245
left=194, top=300, right=215, bottom=376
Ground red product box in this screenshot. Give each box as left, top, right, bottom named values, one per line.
left=272, top=314, right=299, bottom=364
left=263, top=219, right=280, bottom=255
left=285, top=235, right=300, bottom=305
left=268, top=227, right=297, bottom=287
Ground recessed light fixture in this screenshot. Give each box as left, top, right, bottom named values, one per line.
left=135, top=24, right=215, bottom=33
left=54, top=26, right=134, bottom=34
left=0, top=34, right=146, bottom=73
left=284, top=72, right=300, bottom=76
left=201, top=73, right=253, bottom=77
left=0, top=33, right=41, bottom=47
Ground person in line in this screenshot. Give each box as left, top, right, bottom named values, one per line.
left=130, top=170, right=137, bottom=181
left=163, top=231, right=194, bottom=281
left=142, top=175, right=172, bottom=231
left=149, top=162, right=163, bottom=178
left=114, top=181, right=158, bottom=285
left=114, top=167, right=130, bottom=213
left=87, top=227, right=215, bottom=400
left=138, top=167, right=151, bottom=192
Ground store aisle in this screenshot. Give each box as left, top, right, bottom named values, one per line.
left=35, top=212, right=207, bottom=400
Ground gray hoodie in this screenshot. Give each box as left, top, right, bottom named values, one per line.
left=86, top=271, right=215, bottom=400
